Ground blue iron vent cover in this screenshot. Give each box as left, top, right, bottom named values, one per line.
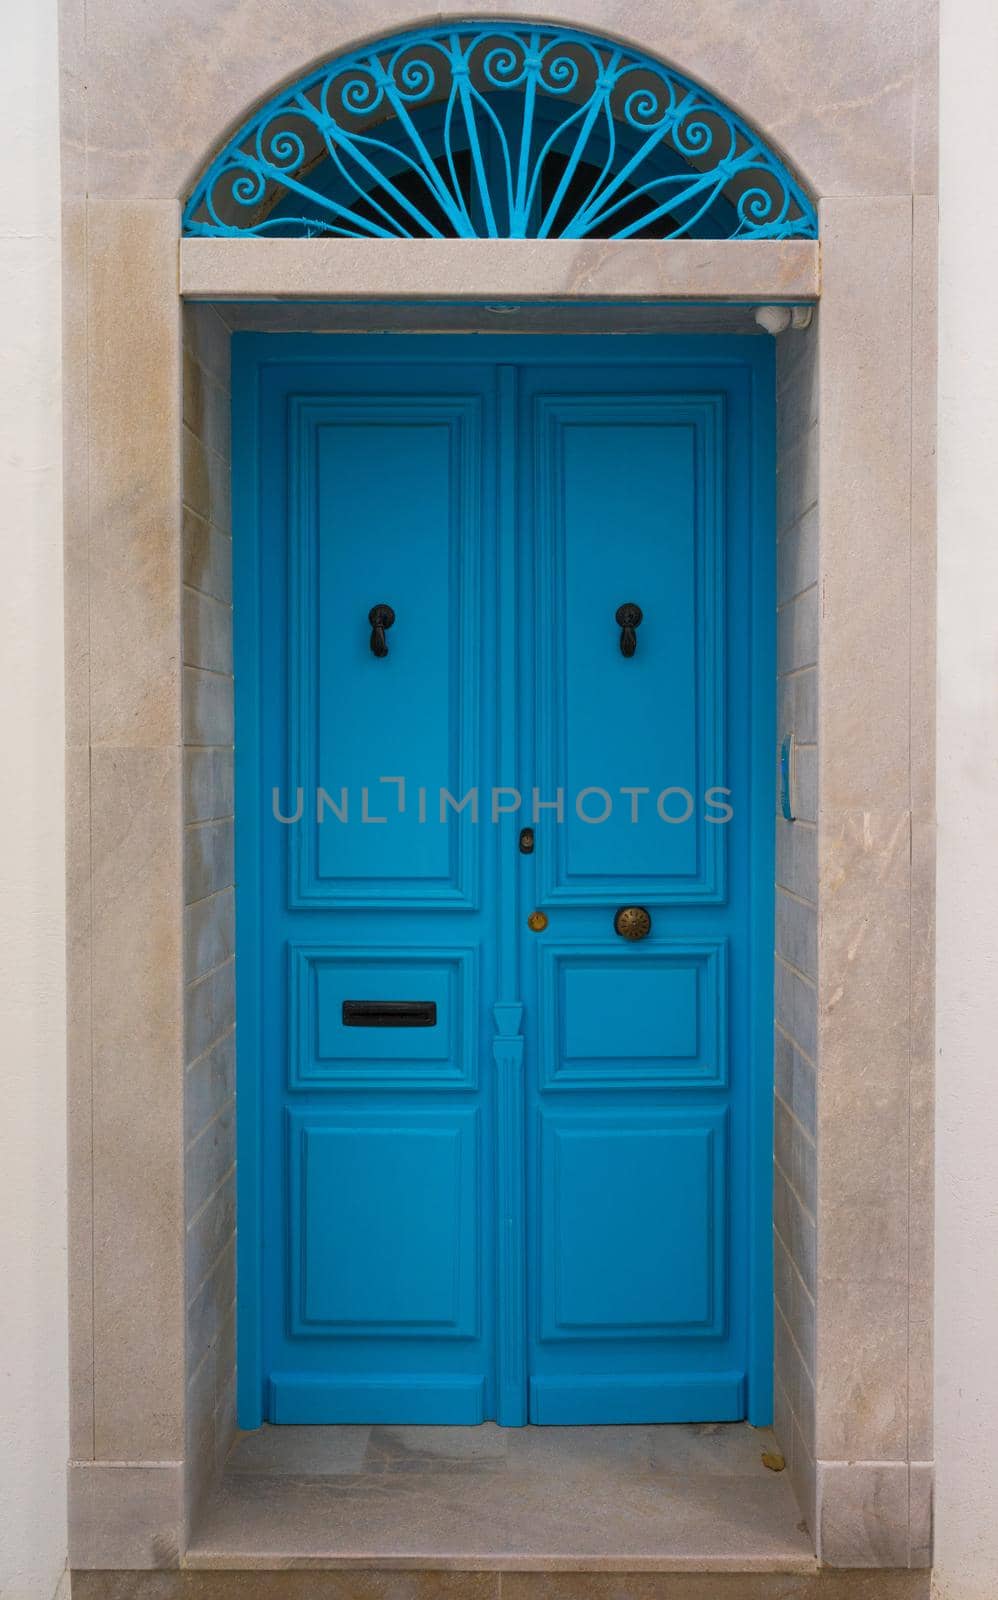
left=183, top=22, right=817, bottom=242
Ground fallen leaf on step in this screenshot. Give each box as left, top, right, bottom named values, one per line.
left=761, top=1451, right=786, bottom=1472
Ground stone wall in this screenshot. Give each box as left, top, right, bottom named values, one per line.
left=182, top=303, right=236, bottom=1523
left=773, top=316, right=820, bottom=1524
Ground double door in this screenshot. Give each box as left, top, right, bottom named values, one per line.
left=236, top=335, right=773, bottom=1426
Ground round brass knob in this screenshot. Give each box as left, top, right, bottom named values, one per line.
left=614, top=905, right=651, bottom=941
left=527, top=910, right=548, bottom=932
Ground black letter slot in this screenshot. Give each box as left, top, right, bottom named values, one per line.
left=342, top=1000, right=437, bottom=1028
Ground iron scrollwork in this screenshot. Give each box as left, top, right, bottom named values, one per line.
left=183, top=23, right=818, bottom=243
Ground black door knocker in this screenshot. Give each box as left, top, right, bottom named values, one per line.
left=368, top=604, right=396, bottom=658
left=615, top=602, right=643, bottom=657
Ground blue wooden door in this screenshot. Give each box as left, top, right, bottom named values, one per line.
left=234, top=335, right=774, bottom=1429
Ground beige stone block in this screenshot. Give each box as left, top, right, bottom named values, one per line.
left=187, top=1236, right=236, bottom=1379
left=86, top=200, right=182, bottom=748
left=187, top=1167, right=236, bottom=1302
left=185, top=819, right=235, bottom=905
left=69, top=1461, right=185, bottom=1570
left=71, top=1576, right=502, bottom=1599
left=773, top=1379, right=817, bottom=1542
left=775, top=956, right=817, bottom=1061
left=907, top=1045, right=933, bottom=1461
left=186, top=1098, right=236, bottom=1224
left=62, top=199, right=92, bottom=753
left=776, top=818, right=818, bottom=904
left=182, top=425, right=210, bottom=520
left=184, top=747, right=234, bottom=825
left=186, top=1374, right=216, bottom=1531
left=912, top=0, right=939, bottom=194
left=818, top=810, right=911, bottom=1204
left=817, top=1279, right=908, bottom=1461
left=778, top=588, right=818, bottom=675
left=220, top=300, right=771, bottom=336
left=775, top=1026, right=816, bottom=1137
left=66, top=744, right=95, bottom=1458
left=778, top=668, right=817, bottom=747
left=506, top=1580, right=920, bottom=1600
left=183, top=512, right=233, bottom=604
left=185, top=885, right=235, bottom=982
left=774, top=1163, right=816, bottom=1293
left=776, top=428, right=819, bottom=536
left=777, top=505, right=819, bottom=607
left=777, top=324, right=819, bottom=428
left=186, top=1028, right=236, bottom=1145
left=909, top=1462, right=933, bottom=1568
left=183, top=510, right=233, bottom=605
left=908, top=1309, right=933, bottom=1467
left=817, top=1460, right=909, bottom=1568
left=183, top=666, right=234, bottom=747
left=181, top=237, right=820, bottom=302
left=186, top=957, right=236, bottom=1066
left=89, top=746, right=185, bottom=1460
left=184, top=303, right=232, bottom=393
left=58, top=0, right=88, bottom=202
left=774, top=1095, right=817, bottom=1216
left=910, top=196, right=938, bottom=814
left=184, top=587, right=233, bottom=676
left=818, top=200, right=912, bottom=813
left=776, top=890, right=818, bottom=982
left=183, top=343, right=205, bottom=439
left=775, top=1229, right=816, bottom=1377
left=775, top=1303, right=816, bottom=1459
left=183, top=351, right=231, bottom=466
left=214, top=1368, right=238, bottom=1482
left=78, top=0, right=918, bottom=203
left=820, top=1198, right=909, bottom=1286
left=792, top=745, right=818, bottom=826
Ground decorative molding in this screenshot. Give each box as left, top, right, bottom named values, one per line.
left=493, top=1000, right=527, bottom=1424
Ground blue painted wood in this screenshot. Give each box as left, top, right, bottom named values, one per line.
left=529, top=1372, right=745, bottom=1425
left=232, top=333, right=775, bottom=1427
left=493, top=1001, right=527, bottom=1425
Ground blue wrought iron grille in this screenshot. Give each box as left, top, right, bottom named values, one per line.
left=183, top=22, right=817, bottom=242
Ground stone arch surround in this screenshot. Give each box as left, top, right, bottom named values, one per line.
left=61, top=0, right=937, bottom=1575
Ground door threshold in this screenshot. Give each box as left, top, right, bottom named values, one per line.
left=186, top=1422, right=817, bottom=1573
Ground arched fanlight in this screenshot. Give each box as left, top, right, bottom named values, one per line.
left=183, top=22, right=817, bottom=242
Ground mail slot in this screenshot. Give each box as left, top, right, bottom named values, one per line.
left=342, top=1000, right=438, bottom=1028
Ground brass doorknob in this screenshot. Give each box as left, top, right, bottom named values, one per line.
left=614, top=905, right=651, bottom=941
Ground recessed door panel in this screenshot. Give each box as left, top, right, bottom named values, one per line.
left=288, top=1109, right=479, bottom=1338
left=289, top=396, right=481, bottom=907
left=539, top=941, right=728, bottom=1090
left=539, top=1111, right=727, bottom=1340
left=533, top=394, right=725, bottom=905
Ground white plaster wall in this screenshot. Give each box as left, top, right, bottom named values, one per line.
left=934, top=1, right=998, bottom=1597
left=0, top=1, right=69, bottom=1598
left=0, top=0, right=997, bottom=1594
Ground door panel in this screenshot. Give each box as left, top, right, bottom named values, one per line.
left=253, top=360, right=498, bottom=1426
left=539, top=941, right=728, bottom=1090
left=236, top=336, right=773, bottom=1429
left=532, top=393, right=724, bottom=903
left=519, top=365, right=755, bottom=1423
left=538, top=1111, right=727, bottom=1338
left=289, top=394, right=482, bottom=907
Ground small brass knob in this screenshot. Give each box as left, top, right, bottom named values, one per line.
left=527, top=910, right=548, bottom=932
left=614, top=905, right=651, bottom=941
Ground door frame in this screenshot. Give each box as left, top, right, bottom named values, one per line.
left=231, top=331, right=776, bottom=1429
